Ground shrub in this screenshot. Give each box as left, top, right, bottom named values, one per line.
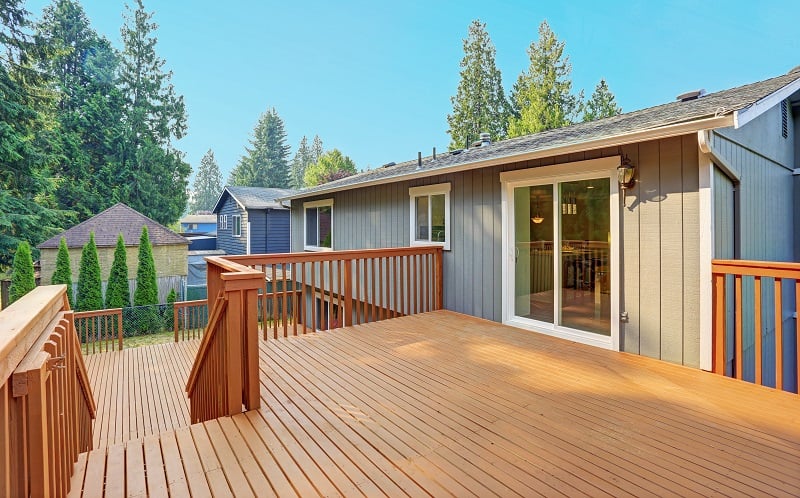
left=105, top=234, right=131, bottom=308
left=134, top=226, right=158, bottom=306
left=9, top=241, right=35, bottom=304
left=76, top=232, right=103, bottom=311
left=51, top=238, right=74, bottom=307
left=164, top=288, right=177, bottom=330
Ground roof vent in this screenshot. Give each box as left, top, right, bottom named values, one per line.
left=676, top=89, right=706, bottom=102
left=479, top=132, right=491, bottom=146
left=450, top=149, right=463, bottom=155
left=789, top=65, right=800, bottom=75
left=381, top=161, right=396, bottom=168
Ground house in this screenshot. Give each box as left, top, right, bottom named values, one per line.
left=37, top=203, right=189, bottom=303
left=283, top=69, right=800, bottom=389
left=212, top=186, right=296, bottom=255
left=179, top=213, right=217, bottom=234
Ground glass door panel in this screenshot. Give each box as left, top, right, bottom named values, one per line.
left=513, top=185, right=554, bottom=322
left=559, top=178, right=610, bottom=335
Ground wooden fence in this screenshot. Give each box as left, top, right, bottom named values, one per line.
left=0, top=286, right=95, bottom=497
left=73, top=308, right=123, bottom=354
left=712, top=259, right=799, bottom=393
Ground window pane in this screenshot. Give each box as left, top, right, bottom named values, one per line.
left=514, top=185, right=554, bottom=323
left=306, top=208, right=318, bottom=246
left=430, top=194, right=445, bottom=242
left=318, top=206, right=332, bottom=248
left=415, top=196, right=429, bottom=241
left=233, top=216, right=241, bottom=236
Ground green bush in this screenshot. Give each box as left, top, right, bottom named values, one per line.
left=134, top=226, right=158, bottom=306
left=105, top=234, right=131, bottom=308
left=164, top=288, right=177, bottom=330
left=51, top=237, right=73, bottom=307
left=9, top=241, right=35, bottom=304
left=76, top=232, right=103, bottom=311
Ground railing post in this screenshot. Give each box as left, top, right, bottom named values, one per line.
left=224, top=287, right=244, bottom=416
left=712, top=272, right=725, bottom=374
left=117, top=310, right=123, bottom=351
left=435, top=248, right=444, bottom=310
left=25, top=366, right=51, bottom=498
left=344, top=259, right=353, bottom=327
left=244, top=286, right=260, bottom=410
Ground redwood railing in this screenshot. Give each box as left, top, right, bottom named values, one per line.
left=224, top=246, right=444, bottom=339
left=0, top=286, right=96, bottom=497
left=173, top=299, right=209, bottom=341
left=73, top=308, right=123, bottom=353
left=712, top=259, right=799, bottom=393
left=185, top=259, right=264, bottom=423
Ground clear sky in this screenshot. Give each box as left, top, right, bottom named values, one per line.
left=24, top=0, right=798, bottom=182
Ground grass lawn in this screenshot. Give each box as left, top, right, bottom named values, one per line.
left=123, top=330, right=177, bottom=348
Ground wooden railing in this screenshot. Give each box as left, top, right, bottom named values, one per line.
left=185, top=259, right=264, bottom=423
left=224, top=246, right=444, bottom=339
left=712, top=259, right=799, bottom=393
left=73, top=308, right=123, bottom=353
left=0, top=286, right=95, bottom=497
left=173, top=299, right=209, bottom=341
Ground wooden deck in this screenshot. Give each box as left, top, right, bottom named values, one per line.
left=71, top=311, right=800, bottom=497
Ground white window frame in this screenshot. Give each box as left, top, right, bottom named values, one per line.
left=409, top=183, right=451, bottom=251
left=219, top=214, right=228, bottom=230
left=232, top=215, right=242, bottom=237
left=304, top=199, right=334, bottom=251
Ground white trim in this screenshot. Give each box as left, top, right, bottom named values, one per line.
left=303, top=198, right=334, bottom=251
left=500, top=155, right=620, bottom=350
left=282, top=115, right=733, bottom=201
left=232, top=214, right=242, bottom=237
left=734, top=77, right=800, bottom=129
left=408, top=183, right=451, bottom=251
left=246, top=221, right=251, bottom=255
left=698, top=141, right=715, bottom=371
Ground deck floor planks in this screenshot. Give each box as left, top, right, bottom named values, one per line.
left=71, top=311, right=800, bottom=497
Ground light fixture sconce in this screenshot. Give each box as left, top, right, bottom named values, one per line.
left=617, top=155, right=636, bottom=191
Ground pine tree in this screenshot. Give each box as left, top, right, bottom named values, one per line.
left=447, top=20, right=510, bottom=149
left=508, top=20, right=582, bottom=137
left=105, top=234, right=131, bottom=308
left=115, top=0, right=190, bottom=226
left=583, top=79, right=622, bottom=122
left=76, top=232, right=103, bottom=311
left=164, top=287, right=177, bottom=330
left=303, top=149, right=357, bottom=187
left=51, top=237, right=74, bottom=307
left=289, top=136, right=312, bottom=189
left=134, top=226, right=158, bottom=306
left=9, top=241, right=35, bottom=304
left=189, top=149, right=223, bottom=212
left=229, top=107, right=290, bottom=188
left=311, top=135, right=324, bottom=163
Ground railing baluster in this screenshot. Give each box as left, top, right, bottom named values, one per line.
left=734, top=274, right=742, bottom=379
left=754, top=276, right=762, bottom=385
left=774, top=278, right=783, bottom=391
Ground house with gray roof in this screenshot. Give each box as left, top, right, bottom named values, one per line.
left=212, top=186, right=296, bottom=255
left=283, top=68, right=800, bottom=387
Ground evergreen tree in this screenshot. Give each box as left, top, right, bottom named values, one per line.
left=447, top=19, right=510, bottom=149
left=583, top=79, right=622, bottom=122
left=189, top=149, right=222, bottom=212
left=134, top=226, right=158, bottom=305
left=9, top=241, right=35, bottom=304
left=508, top=20, right=582, bottom=137
left=115, top=0, right=190, bottom=226
left=105, top=234, right=131, bottom=308
left=311, top=135, right=324, bottom=163
left=304, top=149, right=357, bottom=187
left=289, top=136, right=312, bottom=189
left=164, top=287, right=177, bottom=329
left=76, top=232, right=102, bottom=311
left=51, top=237, right=74, bottom=307
left=0, top=0, right=66, bottom=268
left=229, top=107, right=290, bottom=188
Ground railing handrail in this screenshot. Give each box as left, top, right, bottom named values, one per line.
left=185, top=291, right=227, bottom=394
left=173, top=299, right=207, bottom=309
left=712, top=259, right=800, bottom=278
left=220, top=246, right=442, bottom=266
left=72, top=307, right=123, bottom=319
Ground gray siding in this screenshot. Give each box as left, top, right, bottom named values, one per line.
left=265, top=209, right=291, bottom=253
left=291, top=137, right=702, bottom=366
left=216, top=196, right=247, bottom=255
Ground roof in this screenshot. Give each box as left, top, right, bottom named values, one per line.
left=284, top=70, right=800, bottom=200
left=179, top=214, right=217, bottom=224
left=212, top=186, right=297, bottom=213
left=38, top=203, right=188, bottom=249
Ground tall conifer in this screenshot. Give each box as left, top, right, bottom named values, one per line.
left=52, top=237, right=74, bottom=307
left=189, top=149, right=223, bottom=212
left=9, top=241, right=35, bottom=304
left=134, top=226, right=158, bottom=305
left=76, top=232, right=103, bottom=311
left=105, top=234, right=131, bottom=308
left=583, top=79, right=622, bottom=122
left=229, top=107, right=290, bottom=188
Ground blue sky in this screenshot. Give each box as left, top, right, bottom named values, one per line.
left=25, top=0, right=797, bottom=181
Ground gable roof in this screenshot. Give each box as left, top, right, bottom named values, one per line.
left=180, top=214, right=217, bottom=224
left=284, top=70, right=800, bottom=200
left=38, top=203, right=188, bottom=249
left=212, top=186, right=297, bottom=213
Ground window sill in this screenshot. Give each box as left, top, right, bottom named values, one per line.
left=410, top=240, right=450, bottom=251
left=304, top=245, right=333, bottom=252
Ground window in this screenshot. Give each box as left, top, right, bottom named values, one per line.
left=304, top=199, right=334, bottom=251
left=219, top=215, right=228, bottom=230
left=232, top=215, right=242, bottom=237
left=409, top=183, right=450, bottom=250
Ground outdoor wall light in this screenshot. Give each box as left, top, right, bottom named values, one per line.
left=617, top=155, right=636, bottom=190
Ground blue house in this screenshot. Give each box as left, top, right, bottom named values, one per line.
left=179, top=214, right=217, bottom=234
left=212, top=186, right=296, bottom=255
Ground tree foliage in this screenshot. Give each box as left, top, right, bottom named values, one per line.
left=583, top=79, right=622, bottom=122
left=447, top=20, right=510, bottom=149
left=51, top=237, right=73, bottom=307
left=189, top=149, right=222, bottom=212
left=76, top=232, right=102, bottom=311
left=229, top=107, right=290, bottom=188
left=9, top=241, right=35, bottom=304
left=303, top=149, right=357, bottom=187
left=105, top=234, right=130, bottom=308
left=134, top=226, right=158, bottom=305
left=289, top=136, right=312, bottom=189
left=508, top=21, right=582, bottom=137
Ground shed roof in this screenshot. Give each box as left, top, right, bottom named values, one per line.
left=284, top=70, right=800, bottom=200
left=179, top=214, right=217, bottom=224
left=38, top=203, right=188, bottom=249
left=212, top=186, right=297, bottom=213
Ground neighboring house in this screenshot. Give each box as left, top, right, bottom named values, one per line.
left=38, top=203, right=189, bottom=303
left=212, top=186, right=296, bottom=255
left=283, top=69, right=800, bottom=389
left=179, top=214, right=217, bottom=235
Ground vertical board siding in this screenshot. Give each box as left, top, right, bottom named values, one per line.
left=291, top=137, right=702, bottom=366
left=216, top=197, right=247, bottom=255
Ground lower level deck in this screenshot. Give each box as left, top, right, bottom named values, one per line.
left=72, top=311, right=800, bottom=497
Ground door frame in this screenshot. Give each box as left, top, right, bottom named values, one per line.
left=500, top=156, right=621, bottom=350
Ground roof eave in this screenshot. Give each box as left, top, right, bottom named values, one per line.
left=282, top=114, right=734, bottom=201
left=733, top=76, right=800, bottom=129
